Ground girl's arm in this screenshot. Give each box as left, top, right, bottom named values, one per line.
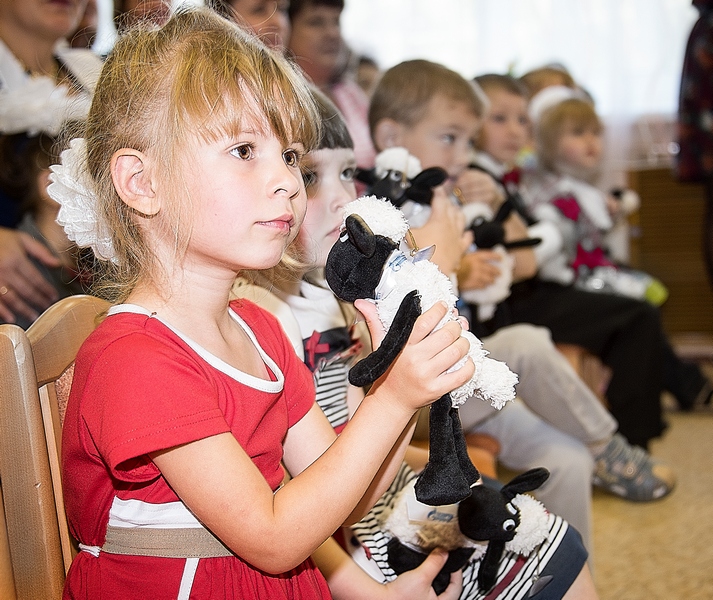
left=502, top=212, right=538, bottom=281
left=152, top=302, right=474, bottom=574
left=313, top=536, right=463, bottom=600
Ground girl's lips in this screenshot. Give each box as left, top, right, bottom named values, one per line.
left=259, top=215, right=295, bottom=233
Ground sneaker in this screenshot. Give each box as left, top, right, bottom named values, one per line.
left=592, top=433, right=676, bottom=502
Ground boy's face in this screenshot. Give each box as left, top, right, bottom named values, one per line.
left=298, top=147, right=357, bottom=268
left=556, top=120, right=602, bottom=172
left=387, top=95, right=480, bottom=195
left=479, top=88, right=529, bottom=166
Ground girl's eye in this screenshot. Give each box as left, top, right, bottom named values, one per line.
left=490, top=114, right=506, bottom=123
left=441, top=134, right=456, bottom=145
left=230, top=144, right=254, bottom=160
left=283, top=149, right=300, bottom=167
left=341, top=167, right=355, bottom=182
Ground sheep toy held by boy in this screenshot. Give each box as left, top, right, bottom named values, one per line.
left=325, top=196, right=518, bottom=505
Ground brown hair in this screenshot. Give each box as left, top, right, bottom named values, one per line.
left=368, top=59, right=486, bottom=141
left=519, top=66, right=576, bottom=97
left=288, top=0, right=344, bottom=21
left=534, top=98, right=601, bottom=171
left=84, top=6, right=320, bottom=302
left=0, top=133, right=61, bottom=219
left=475, top=73, right=530, bottom=100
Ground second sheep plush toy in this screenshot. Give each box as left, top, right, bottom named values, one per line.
left=325, top=196, right=518, bottom=505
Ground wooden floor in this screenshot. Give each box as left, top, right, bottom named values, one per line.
left=592, top=365, right=713, bottom=599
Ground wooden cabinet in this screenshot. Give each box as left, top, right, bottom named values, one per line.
left=627, top=167, right=713, bottom=335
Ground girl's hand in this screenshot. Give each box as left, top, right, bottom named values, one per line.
left=455, top=169, right=503, bottom=209
left=361, top=300, right=474, bottom=414
left=457, top=250, right=502, bottom=291
left=410, top=190, right=472, bottom=274
left=382, top=550, right=463, bottom=600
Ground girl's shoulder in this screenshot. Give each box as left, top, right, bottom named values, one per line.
left=230, top=280, right=304, bottom=359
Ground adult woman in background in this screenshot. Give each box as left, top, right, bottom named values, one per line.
left=287, top=0, right=376, bottom=170
left=212, top=0, right=291, bottom=50
left=0, top=0, right=102, bottom=324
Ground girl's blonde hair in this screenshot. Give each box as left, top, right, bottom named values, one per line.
left=85, top=6, right=320, bottom=302
left=534, top=98, right=601, bottom=172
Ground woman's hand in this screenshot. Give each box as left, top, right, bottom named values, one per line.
left=0, top=228, right=60, bottom=323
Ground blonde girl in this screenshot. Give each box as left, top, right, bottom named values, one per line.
left=53, top=8, right=472, bottom=599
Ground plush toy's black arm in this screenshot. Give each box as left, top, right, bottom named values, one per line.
left=348, top=290, right=421, bottom=387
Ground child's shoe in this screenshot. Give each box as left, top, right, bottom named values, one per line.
left=592, top=433, right=675, bottom=501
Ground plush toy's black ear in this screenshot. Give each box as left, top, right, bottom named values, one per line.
left=500, top=467, right=550, bottom=502
left=411, top=166, right=448, bottom=190
left=470, top=218, right=506, bottom=249
left=355, top=166, right=378, bottom=186
left=345, top=214, right=376, bottom=257
left=406, top=167, right=448, bottom=205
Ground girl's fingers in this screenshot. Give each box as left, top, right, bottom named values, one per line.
left=408, top=301, right=449, bottom=344
left=354, top=298, right=386, bottom=349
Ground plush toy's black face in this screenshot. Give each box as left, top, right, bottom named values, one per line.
left=325, top=214, right=399, bottom=303
left=357, top=166, right=448, bottom=208
left=457, top=486, right=521, bottom=542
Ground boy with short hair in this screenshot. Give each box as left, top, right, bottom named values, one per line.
left=368, top=61, right=676, bottom=557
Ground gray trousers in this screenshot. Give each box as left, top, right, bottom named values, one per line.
left=459, top=324, right=617, bottom=555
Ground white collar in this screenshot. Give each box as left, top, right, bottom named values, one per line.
left=472, top=151, right=507, bottom=179
left=107, top=303, right=285, bottom=393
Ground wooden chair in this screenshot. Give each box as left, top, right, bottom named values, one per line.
left=0, top=295, right=110, bottom=599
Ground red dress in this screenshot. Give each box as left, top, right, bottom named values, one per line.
left=61, top=299, right=331, bottom=599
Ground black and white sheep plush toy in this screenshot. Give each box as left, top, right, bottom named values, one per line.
left=384, top=468, right=551, bottom=594
left=355, top=147, right=448, bottom=215
left=325, top=196, right=518, bottom=506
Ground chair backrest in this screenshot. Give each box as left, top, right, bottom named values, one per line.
left=0, top=295, right=110, bottom=600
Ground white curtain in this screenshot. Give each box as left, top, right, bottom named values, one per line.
left=341, top=0, right=699, bottom=185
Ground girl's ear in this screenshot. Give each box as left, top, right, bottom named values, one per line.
left=373, top=118, right=405, bottom=151
left=111, top=149, right=160, bottom=216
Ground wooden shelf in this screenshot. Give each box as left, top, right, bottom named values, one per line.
left=627, top=167, right=713, bottom=335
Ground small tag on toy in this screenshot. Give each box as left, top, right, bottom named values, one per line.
left=406, top=490, right=458, bottom=524
left=411, top=244, right=435, bottom=262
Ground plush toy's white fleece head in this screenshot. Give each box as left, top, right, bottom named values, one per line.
left=374, top=147, right=423, bottom=179
left=383, top=483, right=548, bottom=558
left=343, top=195, right=409, bottom=243
left=504, top=494, right=549, bottom=555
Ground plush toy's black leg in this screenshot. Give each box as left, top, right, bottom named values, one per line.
left=387, top=539, right=473, bottom=596
left=478, top=540, right=505, bottom=592
left=415, top=394, right=472, bottom=506
left=450, top=407, right=480, bottom=487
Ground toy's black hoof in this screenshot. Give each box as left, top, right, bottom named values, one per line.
left=415, top=461, right=472, bottom=506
